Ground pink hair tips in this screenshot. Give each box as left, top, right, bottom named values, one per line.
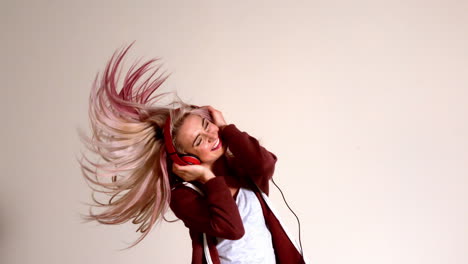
left=80, top=42, right=175, bottom=249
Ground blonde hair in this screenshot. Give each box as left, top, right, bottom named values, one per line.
left=78, top=44, right=208, bottom=248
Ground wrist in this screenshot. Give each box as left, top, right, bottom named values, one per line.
left=219, top=124, right=227, bottom=132
left=199, top=170, right=215, bottom=184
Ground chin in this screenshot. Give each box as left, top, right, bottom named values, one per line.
left=209, top=151, right=224, bottom=163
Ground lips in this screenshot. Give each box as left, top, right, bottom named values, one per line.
left=211, top=138, right=222, bottom=151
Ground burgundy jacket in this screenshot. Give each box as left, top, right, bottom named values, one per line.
left=170, top=124, right=306, bottom=264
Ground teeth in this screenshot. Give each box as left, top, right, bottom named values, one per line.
left=212, top=139, right=219, bottom=150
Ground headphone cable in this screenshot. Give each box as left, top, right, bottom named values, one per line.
left=271, top=177, right=303, bottom=255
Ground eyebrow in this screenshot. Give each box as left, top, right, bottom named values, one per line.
left=192, top=118, right=205, bottom=147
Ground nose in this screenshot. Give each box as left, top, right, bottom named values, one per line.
left=206, top=132, right=216, bottom=143
left=205, top=127, right=218, bottom=143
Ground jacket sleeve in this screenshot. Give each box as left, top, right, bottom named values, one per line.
left=170, top=176, right=245, bottom=240
left=220, top=124, right=277, bottom=195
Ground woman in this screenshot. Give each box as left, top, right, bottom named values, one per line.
left=79, top=44, right=306, bottom=263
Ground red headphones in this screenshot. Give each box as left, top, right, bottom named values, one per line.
left=163, top=114, right=202, bottom=166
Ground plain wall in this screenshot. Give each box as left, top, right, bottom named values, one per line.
left=1, top=0, right=467, bottom=263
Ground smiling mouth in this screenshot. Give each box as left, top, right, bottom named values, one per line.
left=211, top=139, right=222, bottom=151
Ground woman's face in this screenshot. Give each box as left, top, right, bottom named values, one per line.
left=176, top=114, right=226, bottom=165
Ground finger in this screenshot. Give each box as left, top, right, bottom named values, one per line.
left=201, top=105, right=217, bottom=112
left=174, top=164, right=197, bottom=175
left=172, top=163, right=186, bottom=174
left=199, top=105, right=211, bottom=110
left=208, top=106, right=219, bottom=113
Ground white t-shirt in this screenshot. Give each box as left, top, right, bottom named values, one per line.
left=216, top=187, right=276, bottom=264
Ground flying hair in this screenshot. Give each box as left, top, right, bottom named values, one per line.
left=77, top=43, right=210, bottom=249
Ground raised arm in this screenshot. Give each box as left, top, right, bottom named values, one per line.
left=220, top=124, right=277, bottom=195
left=200, top=105, right=277, bottom=193
left=170, top=176, right=245, bottom=239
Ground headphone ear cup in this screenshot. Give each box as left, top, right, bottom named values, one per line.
left=180, top=154, right=201, bottom=165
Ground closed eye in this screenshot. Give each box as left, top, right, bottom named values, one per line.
left=194, top=118, right=207, bottom=147
left=199, top=119, right=209, bottom=144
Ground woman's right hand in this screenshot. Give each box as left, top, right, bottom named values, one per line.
left=172, top=163, right=216, bottom=184
left=202, top=105, right=227, bottom=129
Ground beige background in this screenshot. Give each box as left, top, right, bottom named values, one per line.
left=1, top=0, right=467, bottom=263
